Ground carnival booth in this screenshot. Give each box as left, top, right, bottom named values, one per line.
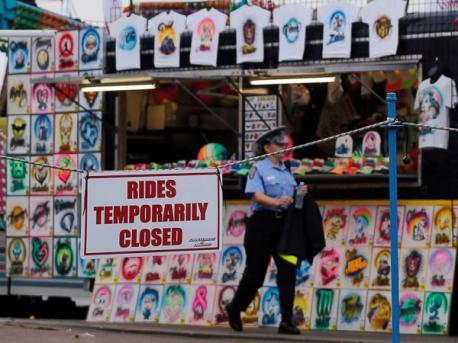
left=1, top=0, right=458, bottom=336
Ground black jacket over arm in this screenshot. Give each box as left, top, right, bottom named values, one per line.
left=277, top=194, right=326, bottom=265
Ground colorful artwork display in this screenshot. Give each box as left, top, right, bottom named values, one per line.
left=31, top=36, right=55, bottom=73
left=432, top=206, right=454, bottom=247
left=8, top=37, right=31, bottom=74
left=296, top=259, right=315, bottom=288
left=29, top=236, right=53, bottom=277
left=7, top=115, right=30, bottom=155
left=421, top=292, right=451, bottom=335
left=403, top=206, right=433, bottom=248
left=53, top=237, right=77, bottom=277
left=218, top=245, right=245, bottom=285
left=142, top=256, right=168, bottom=284
left=426, top=248, right=456, bottom=292
left=30, top=156, right=53, bottom=194
left=292, top=288, right=313, bottom=329
left=322, top=206, right=349, bottom=246
left=365, top=291, right=392, bottom=332
left=400, top=291, right=423, bottom=334
left=110, top=284, right=139, bottom=322
left=6, top=196, right=29, bottom=236
left=29, top=196, right=53, bottom=236
left=369, top=247, right=392, bottom=289
left=315, top=247, right=342, bottom=288
left=55, top=31, right=79, bottom=71
left=223, top=205, right=250, bottom=245
left=135, top=285, right=163, bottom=323
left=259, top=287, right=281, bottom=327
left=213, top=285, right=236, bottom=325
left=6, top=237, right=28, bottom=277
left=374, top=206, right=404, bottom=247
left=337, top=289, right=367, bottom=331
left=96, top=257, right=120, bottom=284
left=54, top=154, right=78, bottom=195
left=53, top=196, right=78, bottom=236
left=347, top=206, right=376, bottom=246
left=119, top=257, right=143, bottom=283
left=166, top=254, right=193, bottom=284
left=31, top=114, right=54, bottom=155
left=185, top=285, right=216, bottom=325
left=31, top=78, right=54, bottom=114
left=310, top=288, right=338, bottom=330
left=400, top=248, right=427, bottom=291
left=78, top=111, right=103, bottom=152
left=241, top=291, right=260, bottom=327
left=54, top=113, right=78, bottom=152
left=7, top=75, right=30, bottom=115
left=159, top=284, right=187, bottom=324
left=340, top=247, right=371, bottom=289
left=192, top=253, right=218, bottom=285
left=79, top=28, right=104, bottom=70
left=87, top=284, right=114, bottom=322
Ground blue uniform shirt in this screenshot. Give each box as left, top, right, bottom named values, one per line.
left=245, top=158, right=297, bottom=212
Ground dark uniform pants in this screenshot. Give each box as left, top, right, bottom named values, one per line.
left=230, top=211, right=296, bottom=323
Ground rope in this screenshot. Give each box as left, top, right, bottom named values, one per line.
left=402, top=121, right=458, bottom=133
left=0, top=154, right=85, bottom=174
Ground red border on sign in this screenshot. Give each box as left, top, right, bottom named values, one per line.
left=83, top=171, right=221, bottom=256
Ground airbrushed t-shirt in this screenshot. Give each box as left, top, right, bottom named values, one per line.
left=230, top=5, right=270, bottom=64
left=109, top=14, right=147, bottom=71
left=149, top=11, right=187, bottom=68
left=273, top=4, right=312, bottom=62
left=187, top=8, right=227, bottom=67
left=361, top=0, right=405, bottom=58
left=317, top=2, right=359, bottom=59
left=414, top=75, right=458, bottom=149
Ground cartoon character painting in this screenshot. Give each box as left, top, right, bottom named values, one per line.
left=158, top=21, right=176, bottom=55
left=214, top=286, right=236, bottom=325
left=135, top=285, right=161, bottom=322
left=197, top=18, right=215, bottom=51
left=365, top=292, right=391, bottom=332
left=323, top=207, right=348, bottom=245
left=399, top=292, right=423, bottom=333
left=427, top=248, right=455, bottom=291
left=327, top=11, right=346, bottom=45
left=316, top=248, right=341, bottom=287
left=401, top=249, right=425, bottom=290
left=160, top=285, right=187, bottom=324
left=225, top=208, right=248, bottom=244
left=370, top=248, right=391, bottom=288
left=338, top=290, right=366, bottom=331
left=219, top=246, right=244, bottom=285
left=422, top=292, right=450, bottom=335
left=143, top=256, right=167, bottom=283
left=404, top=207, right=432, bottom=247
left=111, top=284, right=138, bottom=322
left=260, top=287, right=281, bottom=327
left=120, top=257, right=143, bottom=283
left=88, top=285, right=113, bottom=321
left=432, top=207, right=453, bottom=246
left=348, top=207, right=375, bottom=245
left=192, top=253, right=217, bottom=284
left=242, top=19, right=256, bottom=54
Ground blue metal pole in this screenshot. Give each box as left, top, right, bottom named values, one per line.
left=387, top=92, right=400, bottom=343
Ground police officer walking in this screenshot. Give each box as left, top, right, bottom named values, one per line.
left=225, top=126, right=307, bottom=335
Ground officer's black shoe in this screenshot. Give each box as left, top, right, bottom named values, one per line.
left=225, top=303, right=243, bottom=332
left=278, top=321, right=300, bottom=335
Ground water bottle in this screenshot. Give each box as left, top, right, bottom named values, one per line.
left=295, top=182, right=304, bottom=209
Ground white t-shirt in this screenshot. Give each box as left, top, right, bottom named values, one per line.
left=317, top=2, right=359, bottom=59
left=414, top=75, right=458, bottom=149
left=149, top=11, right=187, bottom=68
left=361, top=0, right=405, bottom=58
left=273, top=5, right=311, bottom=62
left=187, top=8, right=227, bottom=67
left=109, top=14, right=147, bottom=71
left=230, top=5, right=270, bottom=64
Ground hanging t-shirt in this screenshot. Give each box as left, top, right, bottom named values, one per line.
left=149, top=11, right=187, bottom=68
left=187, top=8, right=227, bottom=67
left=414, top=75, right=458, bottom=149
left=230, top=5, right=270, bottom=64
left=109, top=14, right=147, bottom=71
left=273, top=4, right=311, bottom=62
left=361, top=0, right=405, bottom=58
left=317, top=2, right=359, bottom=59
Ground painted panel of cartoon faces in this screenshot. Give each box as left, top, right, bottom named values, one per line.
left=5, top=30, right=103, bottom=281
left=85, top=201, right=455, bottom=336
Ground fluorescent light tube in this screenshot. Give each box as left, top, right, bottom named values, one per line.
left=81, top=84, right=156, bottom=92
left=250, top=76, right=336, bottom=86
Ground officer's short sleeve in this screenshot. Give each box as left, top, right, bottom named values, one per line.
left=245, top=166, right=264, bottom=196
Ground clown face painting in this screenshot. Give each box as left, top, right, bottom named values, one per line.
left=87, top=284, right=114, bottom=322
left=110, top=284, right=139, bottom=322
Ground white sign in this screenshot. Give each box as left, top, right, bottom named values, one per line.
left=81, top=169, right=222, bottom=257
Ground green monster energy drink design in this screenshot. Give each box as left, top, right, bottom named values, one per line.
left=423, top=292, right=448, bottom=334
left=315, top=289, right=334, bottom=329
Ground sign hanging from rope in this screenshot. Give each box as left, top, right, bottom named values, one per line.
left=80, top=169, right=222, bottom=258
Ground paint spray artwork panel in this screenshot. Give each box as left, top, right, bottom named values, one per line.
left=9, top=37, right=31, bottom=74
left=54, top=154, right=78, bottom=195
left=78, top=153, right=102, bottom=172
left=259, top=287, right=281, bottom=327
left=452, top=206, right=458, bottom=247
left=264, top=258, right=278, bottom=287
left=310, top=288, right=338, bottom=330
left=29, top=236, right=53, bottom=278
left=340, top=247, right=371, bottom=289
left=53, top=237, right=77, bottom=277
left=365, top=291, right=392, bottom=332
left=399, top=291, right=424, bottom=334
left=185, top=285, right=216, bottom=325
left=223, top=204, right=250, bottom=245
left=31, top=114, right=54, bottom=155
left=314, top=247, right=342, bottom=288
left=7, top=74, right=30, bottom=115
left=242, top=291, right=260, bottom=327
left=322, top=206, right=349, bottom=246
left=218, top=245, right=246, bottom=285
left=337, top=289, right=367, bottom=331
left=7, top=156, right=29, bottom=196
left=142, top=256, right=168, bottom=284
left=7, top=115, right=30, bottom=155
left=426, top=248, right=456, bottom=292
left=119, top=257, right=144, bottom=283
left=135, top=285, right=163, bottom=323
left=55, top=79, right=80, bottom=112
left=400, top=248, right=427, bottom=291
left=30, top=155, right=53, bottom=195
left=292, top=287, right=313, bottom=329
left=32, top=36, right=55, bottom=73
left=166, top=254, right=194, bottom=284
left=192, top=253, right=219, bottom=285
left=87, top=284, right=114, bottom=322
left=159, top=284, right=188, bottom=324
left=110, top=284, right=139, bottom=322
left=6, top=237, right=29, bottom=277
left=54, top=113, right=78, bottom=153
left=29, top=196, right=53, bottom=236
left=432, top=206, right=454, bottom=247
left=79, top=27, right=104, bottom=70
left=79, top=87, right=103, bottom=111
left=95, top=257, right=120, bottom=284
left=55, top=30, right=79, bottom=71
left=213, top=285, right=237, bottom=325
left=369, top=248, right=392, bottom=289
left=78, top=239, right=97, bottom=278
left=79, top=111, right=102, bottom=152
left=296, top=258, right=315, bottom=288
left=31, top=78, right=54, bottom=114
left=53, top=196, right=79, bottom=236
left=403, top=206, right=433, bottom=248
left=421, top=292, right=451, bottom=335
left=347, top=206, right=376, bottom=246
left=6, top=196, right=29, bottom=236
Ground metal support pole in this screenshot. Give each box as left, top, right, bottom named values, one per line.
left=387, top=92, right=400, bottom=343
